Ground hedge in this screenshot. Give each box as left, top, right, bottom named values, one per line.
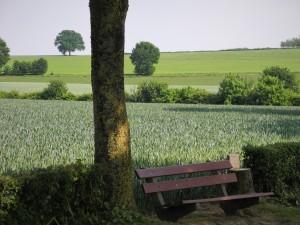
left=0, top=162, right=140, bottom=225
left=243, top=142, right=300, bottom=206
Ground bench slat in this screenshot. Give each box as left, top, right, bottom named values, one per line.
left=142, top=173, right=237, bottom=194
left=179, top=192, right=274, bottom=205
left=136, top=160, right=232, bottom=179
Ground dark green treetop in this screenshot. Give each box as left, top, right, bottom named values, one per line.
left=130, top=41, right=160, bottom=75
left=54, top=30, right=85, bottom=56
left=0, top=37, right=10, bottom=69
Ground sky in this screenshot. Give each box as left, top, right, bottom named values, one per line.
left=0, top=0, right=299, bottom=55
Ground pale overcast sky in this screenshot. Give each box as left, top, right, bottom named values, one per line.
left=0, top=0, right=299, bottom=55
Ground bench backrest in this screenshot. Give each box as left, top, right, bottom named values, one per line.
left=135, top=160, right=237, bottom=194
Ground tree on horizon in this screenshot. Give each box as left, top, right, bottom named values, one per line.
left=54, top=30, right=85, bottom=56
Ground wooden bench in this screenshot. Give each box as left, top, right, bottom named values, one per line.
left=135, top=154, right=274, bottom=222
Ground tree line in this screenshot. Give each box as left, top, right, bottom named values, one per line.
left=281, top=36, right=300, bottom=48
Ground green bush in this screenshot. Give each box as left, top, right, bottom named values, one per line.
left=163, top=87, right=209, bottom=104
left=218, top=74, right=252, bottom=105
left=292, top=95, right=300, bottom=106
left=5, top=90, right=21, bottom=99
left=136, top=81, right=168, bottom=103
left=41, top=80, right=69, bottom=100
left=76, top=93, right=93, bottom=101
left=31, top=58, right=48, bottom=75
left=263, top=66, right=299, bottom=93
left=21, top=92, right=42, bottom=100
left=251, top=76, right=296, bottom=106
left=0, top=163, right=140, bottom=225
left=243, top=142, right=300, bottom=206
left=2, top=58, right=48, bottom=76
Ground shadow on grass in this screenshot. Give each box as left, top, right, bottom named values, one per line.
left=164, top=105, right=300, bottom=116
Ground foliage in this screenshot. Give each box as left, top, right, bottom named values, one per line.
left=1, top=100, right=299, bottom=208
left=127, top=81, right=210, bottom=104
left=41, top=80, right=69, bottom=100
left=130, top=42, right=160, bottom=75
left=281, top=36, right=300, bottom=48
left=263, top=66, right=300, bottom=93
left=251, top=76, right=296, bottom=106
left=1, top=58, right=48, bottom=75
left=0, top=163, right=141, bottom=224
left=31, top=58, right=48, bottom=75
left=243, top=142, right=300, bottom=206
left=54, top=30, right=85, bottom=56
left=162, top=87, right=210, bottom=104
left=0, top=37, right=10, bottom=70
left=76, top=93, right=93, bottom=101
left=135, top=81, right=168, bottom=102
left=218, top=74, right=252, bottom=105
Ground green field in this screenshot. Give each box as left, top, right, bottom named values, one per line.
left=1, top=49, right=300, bottom=87
left=1, top=99, right=300, bottom=208
left=1, top=99, right=299, bottom=175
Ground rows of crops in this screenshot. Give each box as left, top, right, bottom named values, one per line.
left=1, top=99, right=300, bottom=175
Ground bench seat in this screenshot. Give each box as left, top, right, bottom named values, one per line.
left=135, top=156, right=274, bottom=222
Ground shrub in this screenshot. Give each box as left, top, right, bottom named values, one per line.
left=41, top=80, right=68, bottom=100
left=21, top=92, right=42, bottom=100
left=243, top=142, right=300, bottom=206
left=136, top=81, right=168, bottom=102
left=292, top=95, right=300, bottom=106
left=10, top=61, right=32, bottom=75
left=76, top=93, right=93, bottom=101
left=163, top=87, right=210, bottom=104
left=0, top=163, right=140, bottom=225
left=1, top=65, right=11, bottom=75
left=2, top=58, right=48, bottom=76
left=263, top=66, right=299, bottom=93
left=251, top=76, right=296, bottom=106
left=31, top=58, right=48, bottom=75
left=218, top=74, right=252, bottom=105
left=5, top=90, right=21, bottom=99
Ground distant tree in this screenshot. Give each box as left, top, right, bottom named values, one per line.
left=252, top=76, right=296, bottom=106
left=218, top=74, right=253, bottom=105
left=130, top=41, right=160, bottom=75
left=10, top=60, right=31, bottom=75
left=263, top=66, right=299, bottom=93
left=54, top=30, right=85, bottom=56
left=4, top=58, right=48, bottom=75
left=0, top=37, right=10, bottom=69
left=280, top=36, right=300, bottom=48
left=31, top=58, right=48, bottom=75
left=41, top=80, right=68, bottom=99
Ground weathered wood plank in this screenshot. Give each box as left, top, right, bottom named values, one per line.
left=180, top=192, right=274, bottom=205
left=135, top=160, right=232, bottom=179
left=142, top=173, right=237, bottom=194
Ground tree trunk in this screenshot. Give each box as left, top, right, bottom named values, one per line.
left=89, top=0, right=134, bottom=207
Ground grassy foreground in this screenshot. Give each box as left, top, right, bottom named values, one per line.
left=141, top=203, right=300, bottom=225
left=1, top=49, right=300, bottom=86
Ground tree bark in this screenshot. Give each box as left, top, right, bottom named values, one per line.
left=89, top=0, right=134, bottom=207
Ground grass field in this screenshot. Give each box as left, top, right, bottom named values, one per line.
left=1, top=99, right=299, bottom=208
left=1, top=49, right=300, bottom=87
left=1, top=99, right=299, bottom=175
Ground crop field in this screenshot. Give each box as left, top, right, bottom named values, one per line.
left=1, top=99, right=300, bottom=206
left=1, top=49, right=300, bottom=87
left=1, top=99, right=300, bottom=175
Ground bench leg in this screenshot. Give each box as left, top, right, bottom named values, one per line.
left=154, top=203, right=196, bottom=222
left=220, top=197, right=260, bottom=215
